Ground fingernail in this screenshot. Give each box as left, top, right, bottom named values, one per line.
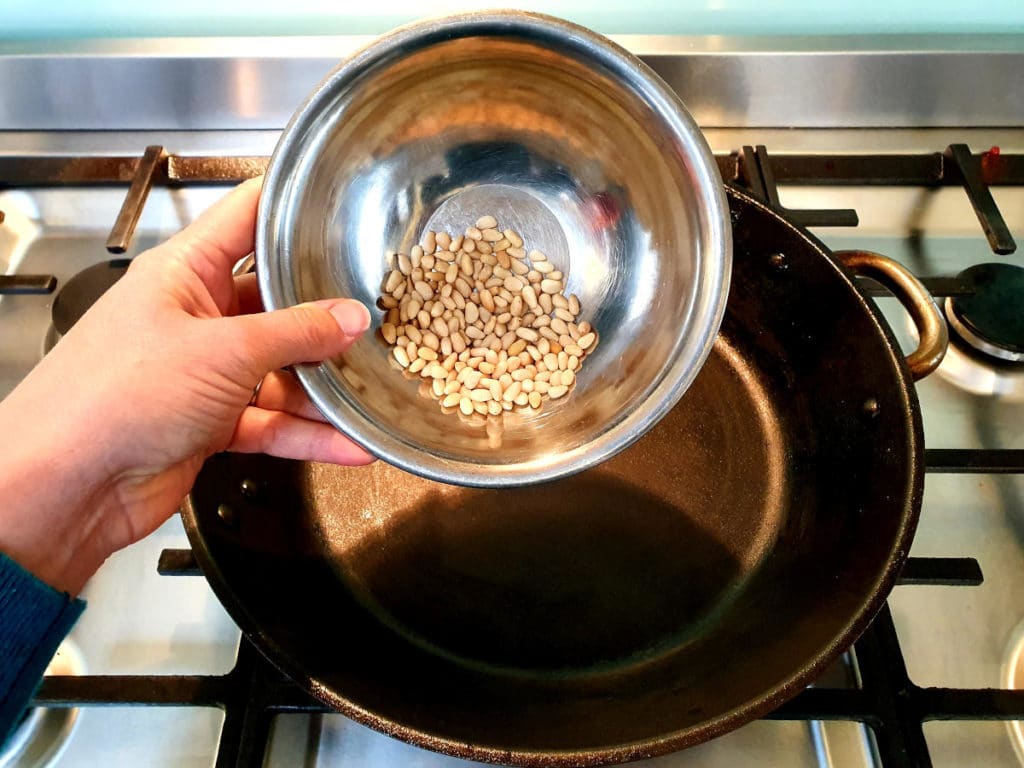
left=328, top=299, right=371, bottom=337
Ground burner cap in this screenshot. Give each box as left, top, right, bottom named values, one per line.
left=51, top=259, right=131, bottom=336
left=946, top=263, right=1024, bottom=363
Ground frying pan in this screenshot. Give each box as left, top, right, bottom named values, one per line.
left=182, top=185, right=948, bottom=765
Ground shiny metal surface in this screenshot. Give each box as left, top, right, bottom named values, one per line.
left=1, top=36, right=1023, bottom=130
left=0, top=639, right=83, bottom=768
left=257, top=11, right=731, bottom=486
left=835, top=250, right=948, bottom=380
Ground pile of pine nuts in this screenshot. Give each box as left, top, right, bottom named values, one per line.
left=376, top=215, right=597, bottom=424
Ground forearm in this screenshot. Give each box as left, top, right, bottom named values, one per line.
left=0, top=384, right=115, bottom=596
left=0, top=554, right=84, bottom=745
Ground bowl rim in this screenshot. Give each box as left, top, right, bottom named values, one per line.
left=256, top=9, right=732, bottom=488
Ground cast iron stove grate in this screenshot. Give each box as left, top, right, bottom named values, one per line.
left=5, top=145, right=1022, bottom=768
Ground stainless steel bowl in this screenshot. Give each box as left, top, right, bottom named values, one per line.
left=257, top=11, right=731, bottom=487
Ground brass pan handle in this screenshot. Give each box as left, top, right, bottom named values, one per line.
left=834, top=250, right=949, bottom=381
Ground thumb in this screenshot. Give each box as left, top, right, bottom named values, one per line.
left=225, top=298, right=371, bottom=375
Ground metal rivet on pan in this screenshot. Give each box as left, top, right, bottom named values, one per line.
left=240, top=478, right=261, bottom=500
left=216, top=503, right=238, bottom=526
left=769, top=253, right=788, bottom=271
left=862, top=398, right=880, bottom=418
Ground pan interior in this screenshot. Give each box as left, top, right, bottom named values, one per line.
left=303, top=331, right=786, bottom=677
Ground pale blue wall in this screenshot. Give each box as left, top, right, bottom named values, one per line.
left=1, top=0, right=1023, bottom=38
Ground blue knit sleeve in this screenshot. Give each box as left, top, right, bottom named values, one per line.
left=0, top=553, right=84, bottom=746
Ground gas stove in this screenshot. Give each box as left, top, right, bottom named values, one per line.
left=1, top=36, right=1023, bottom=768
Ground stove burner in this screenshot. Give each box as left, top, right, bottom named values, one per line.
left=51, top=259, right=131, bottom=337
left=945, top=263, right=1024, bottom=363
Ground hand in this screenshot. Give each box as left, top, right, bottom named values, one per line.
left=0, top=178, right=374, bottom=595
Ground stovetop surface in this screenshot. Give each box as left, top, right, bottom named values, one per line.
left=1, top=126, right=1022, bottom=767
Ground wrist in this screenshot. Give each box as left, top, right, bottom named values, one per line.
left=0, top=400, right=115, bottom=596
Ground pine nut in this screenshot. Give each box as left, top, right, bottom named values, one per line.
left=579, top=332, right=596, bottom=350
left=384, top=270, right=404, bottom=292
left=414, top=281, right=433, bottom=301
left=515, top=327, right=539, bottom=342
left=480, top=290, right=495, bottom=312
left=475, top=215, right=497, bottom=229
left=420, top=230, right=435, bottom=253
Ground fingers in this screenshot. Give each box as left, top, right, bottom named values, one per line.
left=253, top=371, right=327, bottom=422
left=224, top=298, right=371, bottom=375
left=228, top=407, right=375, bottom=465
